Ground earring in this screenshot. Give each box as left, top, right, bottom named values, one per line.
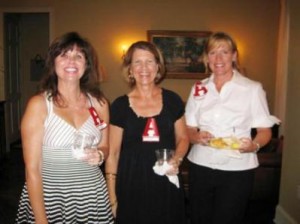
left=155, top=73, right=161, bottom=82
left=128, top=74, right=133, bottom=79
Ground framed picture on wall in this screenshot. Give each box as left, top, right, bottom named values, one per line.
left=147, top=30, right=211, bottom=79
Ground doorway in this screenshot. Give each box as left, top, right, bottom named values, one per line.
left=2, top=11, right=50, bottom=152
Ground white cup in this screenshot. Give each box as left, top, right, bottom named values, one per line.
left=72, top=131, right=95, bottom=160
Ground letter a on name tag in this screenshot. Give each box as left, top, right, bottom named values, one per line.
left=142, top=117, right=160, bottom=142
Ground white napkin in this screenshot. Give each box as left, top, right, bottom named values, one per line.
left=226, top=149, right=242, bottom=159
left=153, top=161, right=179, bottom=188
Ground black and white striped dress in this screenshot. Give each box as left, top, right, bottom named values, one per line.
left=15, top=96, right=114, bottom=224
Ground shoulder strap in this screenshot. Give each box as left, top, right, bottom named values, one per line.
left=44, top=92, right=53, bottom=126
left=87, top=93, right=93, bottom=107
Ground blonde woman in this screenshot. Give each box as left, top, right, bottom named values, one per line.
left=185, top=32, right=280, bottom=224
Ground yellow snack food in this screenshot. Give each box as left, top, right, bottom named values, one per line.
left=209, top=138, right=229, bottom=149
left=230, top=142, right=240, bottom=149
left=209, top=137, right=240, bottom=150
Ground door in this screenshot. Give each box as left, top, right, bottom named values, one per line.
left=4, top=13, right=21, bottom=145
left=3, top=12, right=50, bottom=149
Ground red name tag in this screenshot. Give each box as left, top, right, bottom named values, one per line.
left=89, top=107, right=107, bottom=129
left=142, top=117, right=160, bottom=142
left=193, top=81, right=207, bottom=99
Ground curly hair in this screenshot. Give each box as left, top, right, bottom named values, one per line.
left=39, top=32, right=105, bottom=105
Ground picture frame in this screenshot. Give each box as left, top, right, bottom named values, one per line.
left=147, top=30, right=212, bottom=79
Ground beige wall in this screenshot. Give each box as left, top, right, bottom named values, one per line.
left=58, top=0, right=280, bottom=110
left=0, top=0, right=280, bottom=111
left=275, top=0, right=300, bottom=223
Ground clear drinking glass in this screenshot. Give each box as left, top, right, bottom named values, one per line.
left=155, top=149, right=174, bottom=166
left=72, top=131, right=95, bottom=160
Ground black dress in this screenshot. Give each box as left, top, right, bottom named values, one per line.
left=110, top=88, right=187, bottom=224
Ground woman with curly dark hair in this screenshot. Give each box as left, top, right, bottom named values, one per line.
left=16, top=32, right=114, bottom=223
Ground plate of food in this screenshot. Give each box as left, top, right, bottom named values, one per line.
left=209, top=137, right=241, bottom=150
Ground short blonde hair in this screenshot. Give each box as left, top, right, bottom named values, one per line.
left=202, top=32, right=240, bottom=72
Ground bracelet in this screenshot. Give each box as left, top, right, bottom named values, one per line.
left=97, top=149, right=104, bottom=166
left=253, top=141, right=261, bottom=153
left=105, top=173, right=117, bottom=177
left=105, top=173, right=117, bottom=180
left=175, top=157, right=183, bottom=165
left=110, top=198, right=118, bottom=207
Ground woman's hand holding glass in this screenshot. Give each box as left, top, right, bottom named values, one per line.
left=165, top=157, right=180, bottom=175
left=72, top=131, right=104, bottom=166
left=155, top=149, right=184, bottom=176
left=83, top=148, right=104, bottom=166
left=155, top=149, right=177, bottom=175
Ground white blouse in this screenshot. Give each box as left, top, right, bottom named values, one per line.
left=185, top=70, right=280, bottom=171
